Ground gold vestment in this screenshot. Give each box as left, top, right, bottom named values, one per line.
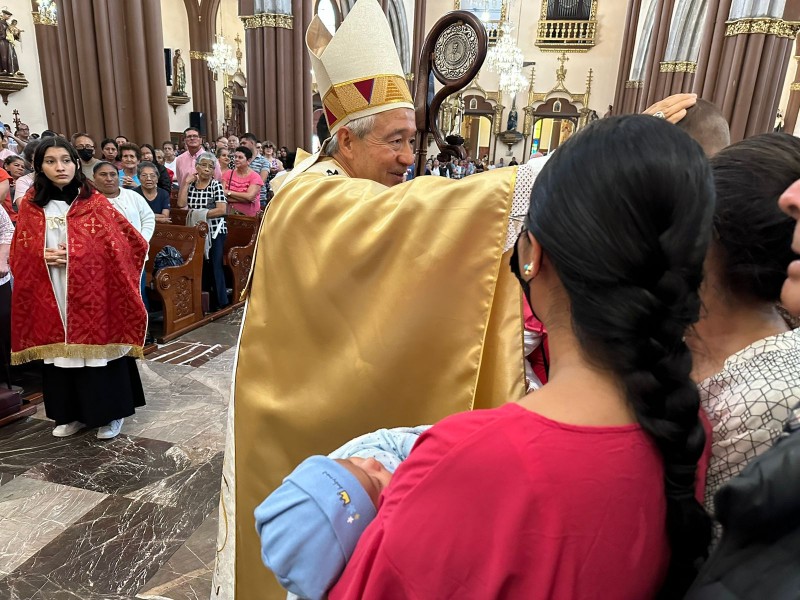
left=232, top=158, right=525, bottom=598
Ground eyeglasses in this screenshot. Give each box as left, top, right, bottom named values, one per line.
left=185, top=134, right=200, bottom=139
left=140, top=172, right=158, bottom=179
left=75, top=145, right=94, bottom=150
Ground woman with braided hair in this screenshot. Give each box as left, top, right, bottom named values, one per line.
left=329, top=115, right=714, bottom=599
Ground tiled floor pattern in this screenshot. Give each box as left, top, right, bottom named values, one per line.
left=0, top=309, right=243, bottom=600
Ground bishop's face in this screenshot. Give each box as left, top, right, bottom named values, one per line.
left=344, top=108, right=416, bottom=187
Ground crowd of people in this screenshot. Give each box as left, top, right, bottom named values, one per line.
left=414, top=154, right=520, bottom=179
left=0, top=124, right=292, bottom=440
left=243, top=98, right=800, bottom=600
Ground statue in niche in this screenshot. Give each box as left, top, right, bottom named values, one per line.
left=775, top=109, right=784, bottom=133
left=448, top=95, right=465, bottom=137
left=560, top=119, right=574, bottom=143
left=173, top=49, right=187, bottom=96
left=0, top=10, right=21, bottom=76
left=507, top=103, right=518, bottom=131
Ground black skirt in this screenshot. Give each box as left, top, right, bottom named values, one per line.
left=42, top=356, right=146, bottom=427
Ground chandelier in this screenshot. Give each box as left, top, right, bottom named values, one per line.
left=207, top=35, right=237, bottom=77
left=37, top=0, right=58, bottom=25
left=498, top=68, right=527, bottom=96
left=486, top=20, right=525, bottom=96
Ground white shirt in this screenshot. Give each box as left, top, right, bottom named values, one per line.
left=0, top=204, right=12, bottom=286
left=107, top=188, right=156, bottom=242
left=14, top=173, right=33, bottom=202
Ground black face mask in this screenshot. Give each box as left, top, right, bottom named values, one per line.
left=77, top=149, right=94, bottom=162
left=510, top=227, right=532, bottom=310
left=510, top=226, right=550, bottom=378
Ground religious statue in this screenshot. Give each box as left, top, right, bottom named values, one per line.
left=448, top=94, right=465, bottom=137
left=0, top=10, right=20, bottom=76
left=560, top=118, right=574, bottom=143
left=775, top=109, right=784, bottom=133
left=507, top=103, right=518, bottom=131
left=172, top=49, right=187, bottom=96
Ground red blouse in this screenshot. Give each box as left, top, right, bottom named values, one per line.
left=330, top=402, right=670, bottom=600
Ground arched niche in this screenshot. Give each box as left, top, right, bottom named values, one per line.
left=531, top=97, right=580, bottom=154
left=462, top=94, right=496, bottom=160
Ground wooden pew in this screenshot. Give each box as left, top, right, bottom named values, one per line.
left=224, top=214, right=261, bottom=304
left=145, top=221, right=209, bottom=342
left=169, top=209, right=260, bottom=306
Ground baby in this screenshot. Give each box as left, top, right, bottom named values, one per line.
left=254, top=426, right=429, bottom=600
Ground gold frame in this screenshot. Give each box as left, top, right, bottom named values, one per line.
left=724, top=17, right=800, bottom=38
left=240, top=13, right=294, bottom=30
left=535, top=0, right=599, bottom=53
left=659, top=61, right=697, bottom=73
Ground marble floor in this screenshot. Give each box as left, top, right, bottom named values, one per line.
left=0, top=310, right=242, bottom=600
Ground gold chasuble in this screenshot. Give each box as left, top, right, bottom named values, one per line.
left=232, top=158, right=525, bottom=599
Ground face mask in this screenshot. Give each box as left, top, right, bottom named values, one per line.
left=510, top=227, right=551, bottom=379
left=510, top=227, right=532, bottom=310
left=77, top=149, right=94, bottom=162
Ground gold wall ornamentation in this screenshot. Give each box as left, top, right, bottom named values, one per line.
left=241, top=13, right=294, bottom=30
left=32, top=11, right=57, bottom=26
left=790, top=82, right=800, bottom=92
left=189, top=51, right=210, bottom=60
left=658, top=61, right=697, bottom=73
left=625, top=80, right=643, bottom=88
left=536, top=0, right=598, bottom=52
left=724, top=18, right=800, bottom=39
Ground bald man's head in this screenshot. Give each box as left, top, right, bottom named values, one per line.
left=676, top=98, right=730, bottom=156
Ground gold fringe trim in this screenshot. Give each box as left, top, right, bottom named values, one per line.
left=11, top=343, right=144, bottom=365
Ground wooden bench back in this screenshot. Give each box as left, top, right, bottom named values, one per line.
left=225, top=214, right=260, bottom=250
left=145, top=221, right=208, bottom=283
left=168, top=207, right=188, bottom=226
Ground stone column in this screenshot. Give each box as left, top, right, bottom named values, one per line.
left=612, top=0, right=644, bottom=115
left=700, top=11, right=800, bottom=140
left=183, top=0, right=221, bottom=141
left=31, top=0, right=170, bottom=144
left=783, top=35, right=800, bottom=134
left=240, top=0, right=313, bottom=149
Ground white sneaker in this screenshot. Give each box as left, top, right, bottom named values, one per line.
left=52, top=421, right=86, bottom=437
left=96, top=418, right=124, bottom=440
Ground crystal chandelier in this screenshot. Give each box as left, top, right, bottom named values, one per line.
left=486, top=20, right=525, bottom=96
left=37, top=0, right=58, bottom=25
left=207, top=35, right=237, bottom=77
left=498, top=67, right=527, bottom=96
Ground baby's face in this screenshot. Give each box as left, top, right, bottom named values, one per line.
left=336, top=457, right=393, bottom=508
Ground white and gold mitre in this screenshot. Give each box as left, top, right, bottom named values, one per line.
left=306, top=0, right=413, bottom=134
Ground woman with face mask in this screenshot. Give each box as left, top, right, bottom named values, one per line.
left=330, top=116, right=716, bottom=600
left=71, top=133, right=100, bottom=182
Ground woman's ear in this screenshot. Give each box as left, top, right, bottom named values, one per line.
left=525, top=229, right=544, bottom=279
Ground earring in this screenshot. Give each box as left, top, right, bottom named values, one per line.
left=523, top=263, right=533, bottom=276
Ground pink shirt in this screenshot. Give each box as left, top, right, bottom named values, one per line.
left=331, top=403, right=670, bottom=600
left=175, top=148, right=222, bottom=185
left=221, top=169, right=262, bottom=217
